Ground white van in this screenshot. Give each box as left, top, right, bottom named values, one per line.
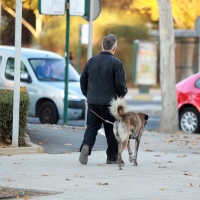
left=0, top=46, right=85, bottom=124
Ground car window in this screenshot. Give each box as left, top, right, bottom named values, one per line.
left=29, top=58, right=80, bottom=82
left=5, top=57, right=30, bottom=81
left=195, top=78, right=200, bottom=88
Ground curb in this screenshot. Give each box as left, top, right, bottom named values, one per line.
left=125, top=94, right=161, bottom=101
left=0, top=136, right=44, bottom=156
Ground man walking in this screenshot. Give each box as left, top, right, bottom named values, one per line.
left=79, top=34, right=128, bottom=165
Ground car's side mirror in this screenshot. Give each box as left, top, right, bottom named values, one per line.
left=20, top=72, right=32, bottom=83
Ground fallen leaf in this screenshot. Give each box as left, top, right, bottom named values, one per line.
left=193, top=152, right=200, bottom=154
left=160, top=188, right=164, bottom=191
left=70, top=127, right=78, bottom=132
left=43, top=173, right=50, bottom=176
left=166, top=160, right=173, bottom=163
left=97, top=164, right=105, bottom=166
left=146, top=149, right=154, bottom=152
left=184, top=173, right=192, bottom=176
left=154, top=155, right=161, bottom=157
left=158, top=166, right=167, bottom=168
left=66, top=178, right=71, bottom=181
left=177, top=154, right=187, bottom=158
left=24, top=197, right=29, bottom=200
left=38, top=141, right=45, bottom=145
left=190, top=183, right=193, bottom=186
left=155, top=162, right=162, bottom=164
left=97, top=182, right=108, bottom=185
left=74, top=174, right=85, bottom=178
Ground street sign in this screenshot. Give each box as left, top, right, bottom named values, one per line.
left=69, top=0, right=89, bottom=16
left=81, top=24, right=89, bottom=44
left=38, top=0, right=65, bottom=15
left=83, top=0, right=101, bottom=21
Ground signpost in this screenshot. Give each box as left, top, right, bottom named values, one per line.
left=12, top=0, right=22, bottom=147
left=38, top=0, right=65, bottom=15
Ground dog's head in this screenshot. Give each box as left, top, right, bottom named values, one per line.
left=137, top=112, right=149, bottom=127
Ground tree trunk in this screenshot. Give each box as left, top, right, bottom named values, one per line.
left=157, top=0, right=179, bottom=133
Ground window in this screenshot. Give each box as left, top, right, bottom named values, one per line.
left=195, top=78, right=200, bottom=88
left=29, top=58, right=80, bottom=81
left=5, top=57, right=30, bottom=81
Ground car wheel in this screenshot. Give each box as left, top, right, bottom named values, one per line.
left=39, top=101, right=59, bottom=124
left=179, top=107, right=200, bottom=133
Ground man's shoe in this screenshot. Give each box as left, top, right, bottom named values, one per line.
left=79, top=145, right=89, bottom=165
left=106, top=159, right=118, bottom=164
left=106, top=158, right=125, bottom=165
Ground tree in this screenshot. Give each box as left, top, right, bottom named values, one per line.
left=157, top=0, right=179, bottom=133
left=129, top=0, right=200, bottom=29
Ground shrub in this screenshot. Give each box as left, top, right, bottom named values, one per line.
left=0, top=89, right=30, bottom=146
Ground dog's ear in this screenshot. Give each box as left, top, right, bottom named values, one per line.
left=145, top=114, right=149, bottom=120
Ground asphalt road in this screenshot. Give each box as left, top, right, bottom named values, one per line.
left=28, top=100, right=162, bottom=129
left=27, top=100, right=161, bottom=154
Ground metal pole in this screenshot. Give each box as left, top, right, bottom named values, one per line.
left=12, top=0, right=22, bottom=147
left=77, top=24, right=81, bottom=73
left=87, top=0, right=93, bottom=60
left=63, top=0, right=70, bottom=124
left=85, top=0, right=94, bottom=127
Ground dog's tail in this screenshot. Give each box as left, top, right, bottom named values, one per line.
left=109, top=97, right=127, bottom=121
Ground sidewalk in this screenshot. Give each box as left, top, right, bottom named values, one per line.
left=125, top=87, right=161, bottom=101
left=1, top=125, right=200, bottom=200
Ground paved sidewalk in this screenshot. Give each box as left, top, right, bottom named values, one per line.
left=1, top=127, right=200, bottom=200
left=125, top=87, right=161, bottom=101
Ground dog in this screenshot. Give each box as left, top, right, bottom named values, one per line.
left=109, top=97, right=148, bottom=170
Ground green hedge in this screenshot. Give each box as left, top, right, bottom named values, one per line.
left=0, top=89, right=30, bottom=146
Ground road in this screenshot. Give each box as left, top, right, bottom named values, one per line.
left=27, top=100, right=161, bottom=154
left=28, top=100, right=161, bottom=130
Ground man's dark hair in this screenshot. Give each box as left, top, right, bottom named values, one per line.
left=102, top=34, right=117, bottom=50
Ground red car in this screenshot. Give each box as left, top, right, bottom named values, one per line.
left=176, top=73, right=200, bottom=133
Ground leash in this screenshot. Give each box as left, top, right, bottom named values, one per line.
left=89, top=109, right=114, bottom=125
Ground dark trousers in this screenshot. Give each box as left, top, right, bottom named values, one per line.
left=80, top=104, right=118, bottom=160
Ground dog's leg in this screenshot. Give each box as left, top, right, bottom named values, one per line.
left=118, top=140, right=127, bottom=170
left=118, top=141, right=123, bottom=170
left=127, top=139, right=134, bottom=163
left=133, top=137, right=141, bottom=166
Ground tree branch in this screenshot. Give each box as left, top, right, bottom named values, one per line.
left=3, top=5, right=38, bottom=39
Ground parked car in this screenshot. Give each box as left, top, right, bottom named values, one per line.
left=176, top=73, right=200, bottom=133
left=0, top=46, right=85, bottom=124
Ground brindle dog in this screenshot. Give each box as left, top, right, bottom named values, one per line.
left=109, top=97, right=148, bottom=170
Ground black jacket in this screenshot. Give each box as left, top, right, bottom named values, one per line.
left=80, top=51, right=128, bottom=105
